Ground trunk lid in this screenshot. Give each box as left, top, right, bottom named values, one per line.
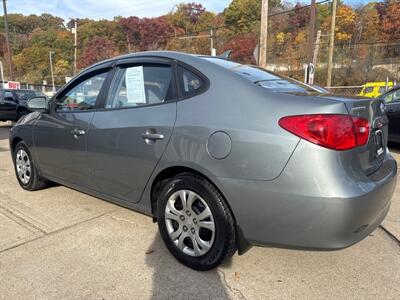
left=316, top=94, right=388, bottom=175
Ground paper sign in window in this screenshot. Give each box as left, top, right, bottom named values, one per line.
left=125, top=66, right=146, bottom=104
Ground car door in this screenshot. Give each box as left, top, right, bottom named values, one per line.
left=33, top=66, right=112, bottom=186
left=383, top=88, right=400, bottom=142
left=0, top=90, right=18, bottom=121
left=86, top=58, right=177, bottom=203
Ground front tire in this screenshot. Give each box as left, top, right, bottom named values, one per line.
left=13, top=141, right=48, bottom=191
left=157, top=173, right=237, bottom=270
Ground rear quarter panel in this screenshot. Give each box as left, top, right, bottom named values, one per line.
left=161, top=58, right=349, bottom=181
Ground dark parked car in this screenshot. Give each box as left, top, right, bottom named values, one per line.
left=0, top=89, right=47, bottom=122
left=380, top=86, right=400, bottom=143
left=9, top=51, right=397, bottom=270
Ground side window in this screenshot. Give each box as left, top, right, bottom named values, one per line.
left=394, top=90, right=400, bottom=102
left=177, top=65, right=206, bottom=97
left=4, top=91, right=15, bottom=101
left=56, top=72, right=107, bottom=112
left=106, top=64, right=175, bottom=109
left=384, top=90, right=400, bottom=104
left=383, top=93, right=394, bottom=104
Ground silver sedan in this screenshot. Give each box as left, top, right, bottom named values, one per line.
left=9, top=51, right=397, bottom=270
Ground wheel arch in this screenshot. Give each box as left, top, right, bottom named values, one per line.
left=11, top=136, right=23, bottom=153
left=149, top=165, right=252, bottom=255
left=150, top=166, right=235, bottom=223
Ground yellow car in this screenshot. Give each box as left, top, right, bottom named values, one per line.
left=359, top=82, right=394, bottom=98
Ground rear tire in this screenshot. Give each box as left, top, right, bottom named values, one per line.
left=13, top=141, right=48, bottom=191
left=157, top=173, right=237, bottom=270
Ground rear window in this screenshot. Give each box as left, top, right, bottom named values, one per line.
left=202, top=57, right=316, bottom=93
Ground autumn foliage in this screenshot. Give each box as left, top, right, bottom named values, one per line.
left=0, top=0, right=399, bottom=86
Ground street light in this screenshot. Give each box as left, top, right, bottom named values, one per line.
left=49, top=51, right=55, bottom=94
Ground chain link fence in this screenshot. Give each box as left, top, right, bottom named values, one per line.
left=326, top=86, right=363, bottom=96
left=20, top=83, right=61, bottom=96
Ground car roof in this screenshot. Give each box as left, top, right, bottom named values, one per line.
left=86, top=51, right=199, bottom=69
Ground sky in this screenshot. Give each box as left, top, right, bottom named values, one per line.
left=4, top=0, right=375, bottom=20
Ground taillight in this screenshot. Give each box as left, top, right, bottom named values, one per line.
left=279, top=114, right=370, bottom=151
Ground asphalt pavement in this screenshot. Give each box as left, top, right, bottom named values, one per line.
left=0, top=122, right=399, bottom=299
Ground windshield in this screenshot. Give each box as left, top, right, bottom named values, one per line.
left=202, top=57, right=318, bottom=93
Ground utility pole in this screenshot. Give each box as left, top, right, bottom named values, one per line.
left=2, top=0, right=13, bottom=80
left=259, top=0, right=269, bottom=68
left=327, top=0, right=337, bottom=87
left=73, top=19, right=78, bottom=74
left=210, top=28, right=216, bottom=56
left=312, top=30, right=321, bottom=67
left=307, top=0, right=316, bottom=63
left=49, top=51, right=55, bottom=94
left=0, top=61, right=4, bottom=88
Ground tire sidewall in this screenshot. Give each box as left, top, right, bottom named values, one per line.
left=157, top=174, right=234, bottom=270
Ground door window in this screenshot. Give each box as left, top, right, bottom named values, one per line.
left=106, top=65, right=175, bottom=109
left=56, top=72, right=107, bottom=112
left=177, top=65, right=206, bottom=97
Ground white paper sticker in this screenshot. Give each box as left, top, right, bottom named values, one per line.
left=125, top=66, right=146, bottom=104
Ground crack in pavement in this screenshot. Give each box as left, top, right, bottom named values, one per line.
left=0, top=202, right=47, bottom=235
left=379, top=225, right=400, bottom=247
left=218, top=269, right=247, bottom=300
left=0, top=210, right=118, bottom=254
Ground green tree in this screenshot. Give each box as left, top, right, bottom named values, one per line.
left=223, top=0, right=282, bottom=33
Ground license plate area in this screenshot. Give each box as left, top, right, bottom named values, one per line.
left=374, top=129, right=384, bottom=157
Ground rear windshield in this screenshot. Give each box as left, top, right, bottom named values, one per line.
left=202, top=57, right=316, bottom=93
left=14, top=90, right=45, bottom=100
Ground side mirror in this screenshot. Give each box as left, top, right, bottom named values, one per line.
left=27, top=97, right=48, bottom=113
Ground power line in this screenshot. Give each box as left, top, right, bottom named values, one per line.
left=163, top=0, right=331, bottom=41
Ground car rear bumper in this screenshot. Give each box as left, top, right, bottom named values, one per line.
left=217, top=150, right=397, bottom=250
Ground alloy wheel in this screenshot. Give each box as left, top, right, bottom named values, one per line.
left=16, top=149, right=31, bottom=184
left=164, top=189, right=215, bottom=257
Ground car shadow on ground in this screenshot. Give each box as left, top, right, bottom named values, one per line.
left=389, top=142, right=400, bottom=153
left=145, top=233, right=232, bottom=299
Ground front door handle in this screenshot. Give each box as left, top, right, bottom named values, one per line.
left=141, top=132, right=164, bottom=140
left=71, top=128, right=86, bottom=139
left=141, top=129, right=164, bottom=145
